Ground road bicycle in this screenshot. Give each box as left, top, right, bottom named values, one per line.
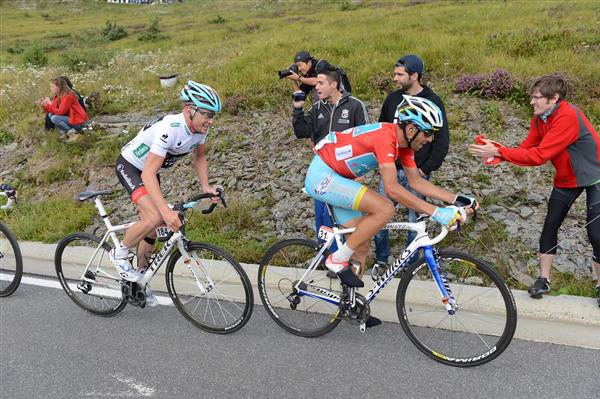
left=55, top=189, right=253, bottom=334
left=1, top=189, right=23, bottom=297
left=258, top=203, right=517, bottom=367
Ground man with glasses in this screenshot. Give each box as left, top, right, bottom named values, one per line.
left=469, top=73, right=600, bottom=306
left=112, top=81, right=222, bottom=304
left=372, top=54, right=450, bottom=277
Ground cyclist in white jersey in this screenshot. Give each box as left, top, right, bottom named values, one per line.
left=112, top=81, right=222, bottom=298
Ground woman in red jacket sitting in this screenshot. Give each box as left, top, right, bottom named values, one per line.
left=36, top=77, right=88, bottom=135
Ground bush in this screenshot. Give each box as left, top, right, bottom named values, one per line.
left=60, top=49, right=108, bottom=72
left=455, top=69, right=515, bottom=99
left=208, top=15, right=225, bottom=24
left=22, top=44, right=48, bottom=67
left=0, top=130, right=15, bottom=144
left=138, top=18, right=167, bottom=42
left=6, top=45, right=24, bottom=54
left=101, top=21, right=128, bottom=41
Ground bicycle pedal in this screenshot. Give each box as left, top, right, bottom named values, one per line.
left=359, top=323, right=366, bottom=333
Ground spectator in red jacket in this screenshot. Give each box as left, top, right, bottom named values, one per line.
left=36, top=77, right=88, bottom=137
left=469, top=73, right=600, bottom=307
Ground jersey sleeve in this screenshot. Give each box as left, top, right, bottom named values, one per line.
left=150, top=126, right=176, bottom=158
left=397, top=148, right=417, bottom=168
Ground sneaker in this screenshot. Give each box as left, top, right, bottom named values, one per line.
left=66, top=132, right=81, bottom=143
left=596, top=285, right=600, bottom=308
left=144, top=286, right=159, bottom=308
left=109, top=249, right=141, bottom=282
left=528, top=277, right=550, bottom=299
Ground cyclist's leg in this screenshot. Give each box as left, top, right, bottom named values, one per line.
left=373, top=175, right=390, bottom=264
left=136, top=235, right=156, bottom=270
left=115, top=156, right=163, bottom=265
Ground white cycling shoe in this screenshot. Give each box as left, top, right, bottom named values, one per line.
left=144, top=286, right=159, bottom=308
left=109, top=249, right=141, bottom=283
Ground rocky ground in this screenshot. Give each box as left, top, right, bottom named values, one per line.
left=1, top=95, right=596, bottom=280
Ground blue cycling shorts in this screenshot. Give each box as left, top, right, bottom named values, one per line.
left=304, top=155, right=366, bottom=225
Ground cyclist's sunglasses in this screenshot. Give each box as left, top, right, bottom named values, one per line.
left=421, top=129, right=435, bottom=138
left=192, top=107, right=216, bottom=120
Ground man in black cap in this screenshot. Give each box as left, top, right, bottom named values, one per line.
left=371, top=54, right=450, bottom=278
left=285, top=51, right=320, bottom=102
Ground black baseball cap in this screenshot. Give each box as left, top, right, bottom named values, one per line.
left=395, top=54, right=424, bottom=75
left=294, top=51, right=313, bottom=63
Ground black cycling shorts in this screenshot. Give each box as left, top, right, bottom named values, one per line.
left=115, top=155, right=160, bottom=204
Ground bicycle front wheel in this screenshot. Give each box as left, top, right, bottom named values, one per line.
left=258, top=238, right=342, bottom=338
left=165, top=242, right=253, bottom=334
left=55, top=233, right=126, bottom=316
left=397, top=250, right=517, bottom=367
left=0, top=223, right=23, bottom=297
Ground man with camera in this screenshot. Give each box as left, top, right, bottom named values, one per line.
left=371, top=54, right=450, bottom=278
left=279, top=51, right=320, bottom=102
left=293, top=65, right=369, bottom=250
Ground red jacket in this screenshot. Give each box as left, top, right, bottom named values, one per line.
left=499, top=101, right=600, bottom=188
left=43, top=93, right=88, bottom=126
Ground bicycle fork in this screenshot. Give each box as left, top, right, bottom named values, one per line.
left=177, top=239, right=214, bottom=294
left=424, top=246, right=458, bottom=314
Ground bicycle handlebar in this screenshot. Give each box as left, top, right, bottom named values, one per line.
left=172, top=189, right=227, bottom=215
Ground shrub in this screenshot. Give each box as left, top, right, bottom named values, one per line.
left=60, top=49, right=108, bottom=72
left=6, top=45, right=24, bottom=54
left=22, top=43, right=48, bottom=67
left=138, top=18, right=167, bottom=42
left=101, top=21, right=128, bottom=41
left=455, top=69, right=515, bottom=99
left=208, top=15, right=225, bottom=24
left=0, top=130, right=15, bottom=144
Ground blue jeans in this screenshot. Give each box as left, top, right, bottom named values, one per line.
left=48, top=113, right=86, bottom=133
left=373, top=169, right=429, bottom=263
left=314, top=199, right=338, bottom=252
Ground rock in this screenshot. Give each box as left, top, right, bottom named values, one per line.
left=520, top=207, right=534, bottom=218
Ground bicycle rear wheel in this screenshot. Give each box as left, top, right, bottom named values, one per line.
left=165, top=242, right=253, bottom=334
left=55, top=233, right=126, bottom=316
left=396, top=250, right=517, bottom=367
left=258, top=238, right=342, bottom=338
left=0, top=223, right=23, bottom=297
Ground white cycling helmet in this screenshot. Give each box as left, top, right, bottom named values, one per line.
left=394, top=95, right=443, bottom=133
left=180, top=81, right=222, bottom=112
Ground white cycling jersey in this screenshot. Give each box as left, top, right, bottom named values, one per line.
left=121, top=113, right=207, bottom=171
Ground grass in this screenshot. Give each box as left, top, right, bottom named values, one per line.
left=1, top=196, right=96, bottom=243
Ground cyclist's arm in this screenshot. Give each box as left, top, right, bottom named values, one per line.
left=380, top=163, right=436, bottom=215
left=193, top=144, right=218, bottom=196
left=404, top=166, right=457, bottom=204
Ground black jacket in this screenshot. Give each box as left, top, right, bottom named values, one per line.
left=293, top=91, right=369, bottom=144
left=378, top=86, right=449, bottom=175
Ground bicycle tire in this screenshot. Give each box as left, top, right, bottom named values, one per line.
left=165, top=242, right=253, bottom=334
left=0, top=223, right=23, bottom=297
left=396, top=250, right=517, bottom=367
left=258, top=238, right=342, bottom=338
left=55, top=232, right=127, bottom=316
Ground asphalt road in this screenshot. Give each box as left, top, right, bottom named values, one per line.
left=1, top=280, right=599, bottom=399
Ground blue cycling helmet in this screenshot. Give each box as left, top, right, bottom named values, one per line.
left=394, top=95, right=443, bottom=132
left=180, top=81, right=222, bottom=112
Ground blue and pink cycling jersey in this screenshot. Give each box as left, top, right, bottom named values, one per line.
left=305, top=122, right=416, bottom=224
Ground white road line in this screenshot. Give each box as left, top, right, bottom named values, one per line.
left=0, top=273, right=172, bottom=306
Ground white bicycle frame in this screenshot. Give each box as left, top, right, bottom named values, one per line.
left=82, top=196, right=214, bottom=293
left=0, top=192, right=15, bottom=210
left=294, top=216, right=465, bottom=314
